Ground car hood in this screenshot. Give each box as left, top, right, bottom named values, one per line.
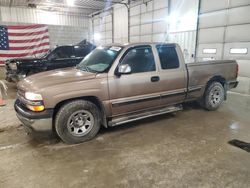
left=18, top=68, right=96, bottom=91
left=9, top=57, right=42, bottom=63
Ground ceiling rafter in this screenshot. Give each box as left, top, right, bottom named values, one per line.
left=0, top=0, right=127, bottom=15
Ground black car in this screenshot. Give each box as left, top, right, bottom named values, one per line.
left=5, top=42, right=95, bottom=82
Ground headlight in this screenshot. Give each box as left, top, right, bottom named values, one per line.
left=9, top=63, right=17, bottom=70
left=24, top=92, right=44, bottom=112
left=25, top=92, right=43, bottom=101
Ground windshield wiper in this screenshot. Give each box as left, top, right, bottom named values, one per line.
left=76, top=64, right=89, bottom=72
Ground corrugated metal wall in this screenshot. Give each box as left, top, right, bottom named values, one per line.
left=168, top=30, right=196, bottom=63
left=129, top=0, right=168, bottom=43
left=92, top=10, right=113, bottom=45
left=167, top=0, right=198, bottom=63
left=113, top=4, right=128, bottom=43
left=90, top=0, right=197, bottom=65
left=196, top=0, right=250, bottom=94
left=91, top=0, right=169, bottom=45
left=0, top=6, right=90, bottom=47
left=0, top=6, right=89, bottom=27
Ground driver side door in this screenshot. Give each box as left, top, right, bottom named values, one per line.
left=108, top=45, right=162, bottom=116
left=47, top=46, right=75, bottom=70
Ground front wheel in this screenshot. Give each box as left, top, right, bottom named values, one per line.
left=201, top=82, right=225, bottom=111
left=55, top=100, right=101, bottom=144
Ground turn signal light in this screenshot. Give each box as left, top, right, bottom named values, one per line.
left=26, top=105, right=45, bottom=112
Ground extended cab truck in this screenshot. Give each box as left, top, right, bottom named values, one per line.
left=14, top=43, right=238, bottom=144
left=5, top=42, right=95, bottom=82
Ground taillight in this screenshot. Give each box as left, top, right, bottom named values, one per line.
left=236, top=63, right=239, bottom=78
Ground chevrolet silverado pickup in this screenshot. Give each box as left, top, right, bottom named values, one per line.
left=15, top=43, right=238, bottom=144
left=5, top=41, right=95, bottom=82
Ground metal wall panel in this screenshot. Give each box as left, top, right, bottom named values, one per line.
left=92, top=11, right=113, bottom=45
left=200, top=0, right=228, bottom=13
left=0, top=6, right=89, bottom=27
left=225, top=24, right=250, bottom=42
left=199, top=10, right=227, bottom=28
left=0, top=21, right=89, bottom=48
left=198, top=27, right=225, bottom=44
left=197, top=0, right=250, bottom=94
left=230, top=0, right=250, bottom=7
left=129, top=0, right=168, bottom=43
left=0, top=6, right=89, bottom=48
left=168, top=30, right=197, bottom=63
left=224, top=42, right=250, bottom=60
left=228, top=6, right=250, bottom=25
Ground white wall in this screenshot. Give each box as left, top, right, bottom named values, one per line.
left=92, top=10, right=113, bottom=45
left=90, top=0, right=198, bottom=64
left=0, top=6, right=90, bottom=47
left=129, top=0, right=169, bottom=43
left=196, top=0, right=250, bottom=94
left=167, top=0, right=199, bottom=63
left=0, top=6, right=89, bottom=27
left=113, top=4, right=128, bottom=44
left=91, top=0, right=169, bottom=45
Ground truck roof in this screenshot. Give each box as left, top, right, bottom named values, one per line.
left=103, top=42, right=178, bottom=48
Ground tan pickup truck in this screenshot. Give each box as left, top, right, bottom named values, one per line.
left=15, top=43, right=238, bottom=144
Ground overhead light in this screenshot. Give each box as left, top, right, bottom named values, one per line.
left=94, top=33, right=101, bottom=41
left=66, top=0, right=74, bottom=6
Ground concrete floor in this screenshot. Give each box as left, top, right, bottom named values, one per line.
left=0, top=83, right=250, bottom=188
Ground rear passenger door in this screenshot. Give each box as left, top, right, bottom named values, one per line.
left=156, top=45, right=187, bottom=106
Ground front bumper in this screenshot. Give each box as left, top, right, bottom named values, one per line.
left=14, top=100, right=53, bottom=133
left=6, top=72, right=26, bottom=83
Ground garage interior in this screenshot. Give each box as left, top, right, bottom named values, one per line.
left=0, top=0, right=250, bottom=187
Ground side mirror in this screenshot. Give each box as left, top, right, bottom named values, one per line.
left=117, top=64, right=132, bottom=76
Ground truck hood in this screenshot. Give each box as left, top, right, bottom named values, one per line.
left=18, top=68, right=96, bottom=91
left=8, top=57, right=43, bottom=63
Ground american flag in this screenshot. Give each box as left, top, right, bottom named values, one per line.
left=0, top=24, right=50, bottom=65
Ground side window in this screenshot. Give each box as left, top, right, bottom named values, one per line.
left=74, top=46, right=90, bottom=57
left=50, top=46, right=74, bottom=59
left=156, top=46, right=179, bottom=69
left=120, top=46, right=156, bottom=73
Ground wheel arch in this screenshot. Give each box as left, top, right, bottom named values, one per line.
left=52, top=96, right=108, bottom=129
left=206, top=75, right=226, bottom=87
left=204, top=75, right=227, bottom=99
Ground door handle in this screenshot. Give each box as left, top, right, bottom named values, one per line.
left=151, top=76, right=160, bottom=82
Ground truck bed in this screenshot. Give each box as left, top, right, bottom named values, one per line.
left=185, top=60, right=238, bottom=101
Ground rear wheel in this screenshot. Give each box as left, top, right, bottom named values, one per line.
left=201, top=82, right=225, bottom=111
left=55, top=100, right=101, bottom=144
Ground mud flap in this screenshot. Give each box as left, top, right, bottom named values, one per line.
left=224, top=83, right=228, bottom=100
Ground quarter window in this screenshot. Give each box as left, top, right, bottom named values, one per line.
left=156, top=46, right=179, bottom=69
left=120, top=46, right=156, bottom=73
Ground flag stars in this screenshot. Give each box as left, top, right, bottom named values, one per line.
left=0, top=26, right=9, bottom=50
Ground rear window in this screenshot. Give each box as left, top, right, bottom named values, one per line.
left=49, top=46, right=74, bottom=59
left=74, top=46, right=93, bottom=57
left=156, top=46, right=179, bottom=69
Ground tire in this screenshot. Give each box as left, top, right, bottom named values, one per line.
left=201, top=82, right=225, bottom=111
left=55, top=100, right=101, bottom=144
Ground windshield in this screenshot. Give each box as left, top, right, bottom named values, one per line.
left=76, top=46, right=122, bottom=73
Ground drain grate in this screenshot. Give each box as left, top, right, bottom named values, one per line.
left=228, top=139, right=250, bottom=152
